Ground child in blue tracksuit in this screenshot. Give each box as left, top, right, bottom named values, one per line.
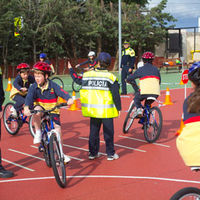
left=10, top=63, right=35, bottom=117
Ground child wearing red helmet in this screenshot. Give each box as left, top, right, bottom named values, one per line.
left=24, top=62, right=73, bottom=163
left=10, top=63, right=35, bottom=117
left=127, top=52, right=161, bottom=117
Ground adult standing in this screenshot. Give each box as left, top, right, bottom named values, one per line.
left=120, top=41, right=136, bottom=95
left=39, top=53, right=55, bottom=75
left=0, top=69, right=14, bottom=178
left=69, top=52, right=121, bottom=160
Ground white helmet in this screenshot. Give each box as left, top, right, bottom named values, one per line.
left=88, top=51, right=95, bottom=57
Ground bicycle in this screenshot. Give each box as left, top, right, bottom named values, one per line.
left=170, top=187, right=200, bottom=199
left=71, top=67, right=84, bottom=92
left=50, top=76, right=64, bottom=89
left=30, top=103, right=67, bottom=188
left=123, top=97, right=163, bottom=143
left=3, top=102, right=29, bottom=135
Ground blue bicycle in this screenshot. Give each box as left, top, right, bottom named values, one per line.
left=123, top=97, right=163, bottom=143
left=29, top=103, right=67, bottom=188
left=3, top=102, right=29, bottom=135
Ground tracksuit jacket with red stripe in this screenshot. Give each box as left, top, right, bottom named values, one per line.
left=25, top=79, right=71, bottom=112
left=127, top=63, right=161, bottom=95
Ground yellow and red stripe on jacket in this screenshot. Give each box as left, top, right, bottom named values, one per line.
left=139, top=75, right=160, bottom=95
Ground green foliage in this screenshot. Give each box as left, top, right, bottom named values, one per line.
left=0, top=0, right=176, bottom=67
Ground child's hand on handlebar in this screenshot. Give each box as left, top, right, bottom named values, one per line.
left=67, top=98, right=74, bottom=106
left=24, top=106, right=31, bottom=116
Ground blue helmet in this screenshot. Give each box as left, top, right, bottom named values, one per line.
left=98, top=52, right=111, bottom=67
left=188, top=61, right=200, bottom=85
left=39, top=53, right=47, bottom=59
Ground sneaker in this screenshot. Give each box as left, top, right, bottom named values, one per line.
left=136, top=108, right=143, bottom=118
left=33, top=133, right=42, bottom=144
left=64, top=154, right=71, bottom=164
left=10, top=107, right=17, bottom=118
left=107, top=153, right=119, bottom=161
left=0, top=166, right=14, bottom=178
left=88, top=153, right=100, bottom=160
left=191, top=166, right=200, bottom=171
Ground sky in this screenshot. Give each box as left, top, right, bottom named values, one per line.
left=148, top=0, right=200, bottom=28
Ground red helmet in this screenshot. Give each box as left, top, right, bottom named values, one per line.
left=33, top=62, right=51, bottom=75
left=142, top=52, right=155, bottom=60
left=17, top=63, right=30, bottom=72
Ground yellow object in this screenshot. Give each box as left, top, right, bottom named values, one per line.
left=176, top=121, right=200, bottom=166
left=58, top=97, right=67, bottom=104
left=179, top=79, right=184, bottom=85
left=68, top=91, right=80, bottom=111
left=80, top=70, right=119, bottom=118
left=175, top=115, right=185, bottom=136
left=6, top=77, right=12, bottom=92
left=163, top=87, right=173, bottom=105
left=14, top=17, right=23, bottom=37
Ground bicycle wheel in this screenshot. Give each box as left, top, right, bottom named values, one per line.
left=170, top=187, right=200, bottom=200
left=123, top=101, right=137, bottom=133
left=49, top=132, right=66, bottom=188
left=3, top=103, right=20, bottom=135
left=144, top=106, right=163, bottom=143
left=51, top=77, right=64, bottom=89
left=29, top=115, right=36, bottom=138
left=72, top=80, right=82, bottom=92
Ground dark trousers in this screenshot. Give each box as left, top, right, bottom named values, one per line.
left=89, top=118, right=115, bottom=156
left=134, top=91, right=158, bottom=108
left=121, top=66, right=131, bottom=94
left=13, top=94, right=25, bottom=112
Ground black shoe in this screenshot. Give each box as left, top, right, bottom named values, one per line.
left=0, top=167, right=14, bottom=178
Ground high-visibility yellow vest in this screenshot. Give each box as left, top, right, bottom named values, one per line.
left=80, top=69, right=119, bottom=118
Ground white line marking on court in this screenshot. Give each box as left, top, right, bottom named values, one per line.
left=31, top=145, right=84, bottom=161
left=119, top=135, right=170, bottom=148
left=79, top=137, right=146, bottom=152
left=2, top=158, right=35, bottom=172
left=63, top=144, right=107, bottom=156
left=1, top=175, right=200, bottom=185
left=8, top=149, right=45, bottom=161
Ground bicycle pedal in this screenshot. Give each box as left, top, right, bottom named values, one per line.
left=38, top=146, right=44, bottom=152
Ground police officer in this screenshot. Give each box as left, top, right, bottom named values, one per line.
left=0, top=68, right=14, bottom=178
left=121, top=41, right=136, bottom=95
left=69, top=52, right=121, bottom=161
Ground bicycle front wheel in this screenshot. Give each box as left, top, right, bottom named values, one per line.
left=50, top=133, right=66, bottom=188
left=3, top=103, right=20, bottom=135
left=72, top=80, right=82, bottom=92
left=170, top=187, right=200, bottom=200
left=123, top=101, right=137, bottom=133
left=51, top=77, right=64, bottom=89
left=144, top=106, right=163, bottom=143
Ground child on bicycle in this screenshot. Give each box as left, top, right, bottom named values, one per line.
left=24, top=62, right=73, bottom=163
left=69, top=52, right=121, bottom=161
left=75, top=51, right=97, bottom=71
left=127, top=52, right=161, bottom=117
left=177, top=61, right=200, bottom=169
left=10, top=63, right=35, bottom=117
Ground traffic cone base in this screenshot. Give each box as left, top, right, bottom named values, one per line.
left=68, top=91, right=80, bottom=111
left=163, top=87, right=173, bottom=105
left=6, top=77, right=12, bottom=92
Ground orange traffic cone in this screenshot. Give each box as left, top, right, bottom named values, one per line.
left=163, top=87, right=173, bottom=105
left=57, top=97, right=67, bottom=104
left=6, top=77, right=12, bottom=92
left=179, top=79, right=184, bottom=85
left=68, top=91, right=80, bottom=111
left=175, top=115, right=185, bottom=136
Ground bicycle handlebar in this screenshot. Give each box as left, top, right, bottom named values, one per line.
left=30, top=103, right=68, bottom=114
